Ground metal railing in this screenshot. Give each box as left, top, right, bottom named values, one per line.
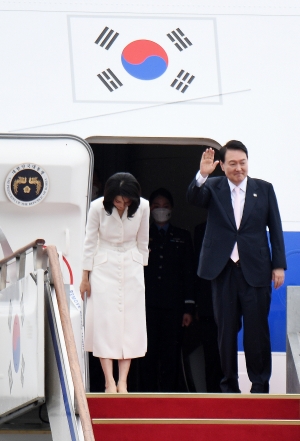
left=46, top=245, right=94, bottom=441
left=286, top=286, right=300, bottom=393
left=0, top=240, right=95, bottom=441
left=0, top=238, right=45, bottom=289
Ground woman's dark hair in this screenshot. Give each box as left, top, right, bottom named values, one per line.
left=103, top=172, right=141, bottom=218
left=219, top=140, right=248, bottom=163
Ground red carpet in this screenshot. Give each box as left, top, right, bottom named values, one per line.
left=87, top=393, right=300, bottom=441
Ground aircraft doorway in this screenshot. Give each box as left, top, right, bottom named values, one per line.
left=86, top=137, right=224, bottom=393
left=88, top=139, right=224, bottom=236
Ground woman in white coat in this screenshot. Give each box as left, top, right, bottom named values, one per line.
left=80, top=173, right=149, bottom=393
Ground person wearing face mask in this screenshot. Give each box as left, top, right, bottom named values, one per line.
left=139, top=188, right=195, bottom=392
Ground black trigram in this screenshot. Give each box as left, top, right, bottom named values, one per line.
left=95, top=27, right=119, bottom=50
left=167, top=28, right=192, bottom=51
left=171, top=70, right=195, bottom=93
left=97, top=69, right=123, bottom=92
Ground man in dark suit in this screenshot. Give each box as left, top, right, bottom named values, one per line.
left=140, top=188, right=195, bottom=392
left=187, top=140, right=286, bottom=393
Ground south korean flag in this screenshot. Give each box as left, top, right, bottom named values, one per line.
left=68, top=15, right=221, bottom=104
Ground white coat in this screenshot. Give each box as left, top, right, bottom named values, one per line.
left=82, top=196, right=149, bottom=359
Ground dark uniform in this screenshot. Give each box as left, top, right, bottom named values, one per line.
left=140, top=223, right=195, bottom=392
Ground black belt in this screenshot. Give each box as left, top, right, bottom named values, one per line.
left=229, top=259, right=241, bottom=268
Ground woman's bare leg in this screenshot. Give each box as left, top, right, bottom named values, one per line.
left=99, top=358, right=117, bottom=393
left=117, top=359, right=131, bottom=393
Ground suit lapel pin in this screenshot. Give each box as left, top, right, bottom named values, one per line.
left=253, top=193, right=257, bottom=197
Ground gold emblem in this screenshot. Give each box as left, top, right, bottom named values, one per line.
left=13, top=177, right=27, bottom=195
left=29, top=177, right=42, bottom=195
left=5, top=163, right=49, bottom=208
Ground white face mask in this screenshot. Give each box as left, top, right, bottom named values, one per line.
left=151, top=208, right=172, bottom=223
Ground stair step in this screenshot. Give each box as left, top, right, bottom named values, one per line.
left=87, top=393, right=300, bottom=420
left=93, top=418, right=300, bottom=425
left=91, top=418, right=300, bottom=441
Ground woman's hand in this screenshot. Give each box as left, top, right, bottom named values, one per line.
left=80, top=280, right=91, bottom=300
left=80, top=270, right=91, bottom=300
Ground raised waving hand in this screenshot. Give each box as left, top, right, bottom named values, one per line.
left=200, top=148, right=219, bottom=178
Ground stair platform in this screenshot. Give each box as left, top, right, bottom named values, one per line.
left=87, top=393, right=300, bottom=441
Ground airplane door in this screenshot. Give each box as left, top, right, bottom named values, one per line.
left=0, top=134, right=93, bottom=286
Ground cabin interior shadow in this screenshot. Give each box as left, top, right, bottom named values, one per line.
left=88, top=141, right=224, bottom=393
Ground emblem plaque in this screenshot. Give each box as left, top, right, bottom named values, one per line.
left=5, top=163, right=49, bottom=207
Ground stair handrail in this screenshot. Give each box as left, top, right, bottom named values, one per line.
left=0, top=238, right=45, bottom=266
left=0, top=238, right=45, bottom=289
left=286, top=286, right=300, bottom=393
left=46, top=245, right=95, bottom=441
left=0, top=240, right=95, bottom=440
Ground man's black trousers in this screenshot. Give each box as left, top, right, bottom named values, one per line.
left=211, top=260, right=272, bottom=393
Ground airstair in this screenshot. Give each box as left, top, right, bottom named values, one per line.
left=88, top=393, right=300, bottom=441
left=1, top=239, right=300, bottom=441
left=0, top=239, right=94, bottom=441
